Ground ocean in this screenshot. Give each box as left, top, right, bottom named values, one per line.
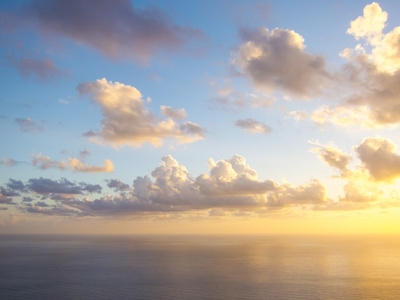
left=1, top=234, right=399, bottom=299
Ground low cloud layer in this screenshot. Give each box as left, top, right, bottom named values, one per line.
left=3, top=136, right=400, bottom=216
left=77, top=78, right=206, bottom=147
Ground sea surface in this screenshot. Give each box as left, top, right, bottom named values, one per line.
left=1, top=234, right=400, bottom=299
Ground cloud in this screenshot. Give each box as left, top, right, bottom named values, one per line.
left=7, top=56, right=62, bottom=81
left=12, top=141, right=400, bottom=217
left=32, top=153, right=114, bottom=173
left=232, top=27, right=329, bottom=98
left=19, top=0, right=205, bottom=63
left=10, top=154, right=335, bottom=217
left=235, top=118, right=272, bottom=134
left=0, top=194, right=13, bottom=205
left=0, top=187, right=18, bottom=205
left=355, top=137, right=400, bottom=182
left=310, top=141, right=351, bottom=172
left=0, top=158, right=18, bottom=167
left=309, top=3, right=400, bottom=128
left=6, top=179, right=26, bottom=192
left=267, top=179, right=327, bottom=208
left=35, top=201, right=49, bottom=207
left=160, top=106, right=187, bottom=122
left=107, top=179, right=131, bottom=192
left=312, top=138, right=400, bottom=209
left=15, top=118, right=43, bottom=132
left=347, top=2, right=387, bottom=44
left=77, top=78, right=206, bottom=147
left=25, top=205, right=80, bottom=216
left=26, top=177, right=101, bottom=195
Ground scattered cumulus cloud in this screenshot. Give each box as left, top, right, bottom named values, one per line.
left=356, top=137, right=400, bottom=182
left=312, top=137, right=400, bottom=210
left=235, top=118, right=272, bottom=134
left=77, top=78, right=206, bottom=147
left=305, top=2, right=400, bottom=128
left=232, top=27, right=330, bottom=99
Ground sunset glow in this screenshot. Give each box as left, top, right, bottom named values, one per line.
left=2, top=0, right=400, bottom=235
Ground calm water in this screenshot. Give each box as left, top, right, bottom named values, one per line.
left=1, top=234, right=400, bottom=299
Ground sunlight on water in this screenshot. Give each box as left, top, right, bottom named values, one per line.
left=1, top=235, right=400, bottom=299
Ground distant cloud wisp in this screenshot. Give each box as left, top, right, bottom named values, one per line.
left=235, top=118, right=272, bottom=134
left=32, top=153, right=114, bottom=173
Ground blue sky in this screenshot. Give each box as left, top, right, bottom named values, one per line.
left=1, top=0, right=400, bottom=234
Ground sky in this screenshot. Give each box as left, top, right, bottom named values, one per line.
left=1, top=0, right=400, bottom=235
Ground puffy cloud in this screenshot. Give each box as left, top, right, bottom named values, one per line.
left=347, top=2, right=387, bottom=45
left=310, top=142, right=351, bottom=172
left=310, top=3, right=400, bottom=128
left=6, top=179, right=26, bottom=192
left=235, top=118, right=272, bottom=134
left=77, top=78, right=205, bottom=147
left=15, top=118, right=43, bottom=132
left=19, top=0, right=205, bottom=62
left=12, top=154, right=333, bottom=216
left=32, top=153, right=114, bottom=173
left=355, top=137, right=400, bottom=182
left=267, top=179, right=327, bottom=208
left=13, top=143, right=400, bottom=217
left=107, top=179, right=131, bottom=192
left=232, top=27, right=329, bottom=98
left=312, top=138, right=400, bottom=209
left=346, top=2, right=400, bottom=74
left=7, top=56, right=62, bottom=81
left=160, top=106, right=187, bottom=122
left=196, top=155, right=276, bottom=197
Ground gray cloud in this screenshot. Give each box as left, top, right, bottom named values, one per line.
left=15, top=118, right=43, bottom=132
left=20, top=0, right=205, bottom=63
left=160, top=106, right=187, bottom=122
left=7, top=56, right=62, bottom=81
left=235, top=118, right=272, bottom=134
left=356, top=137, right=400, bottom=182
left=107, top=179, right=131, bottom=192
left=26, top=177, right=100, bottom=195
left=232, top=27, right=330, bottom=98
left=6, top=179, right=26, bottom=192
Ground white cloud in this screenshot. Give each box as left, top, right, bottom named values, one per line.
left=77, top=78, right=206, bottom=147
